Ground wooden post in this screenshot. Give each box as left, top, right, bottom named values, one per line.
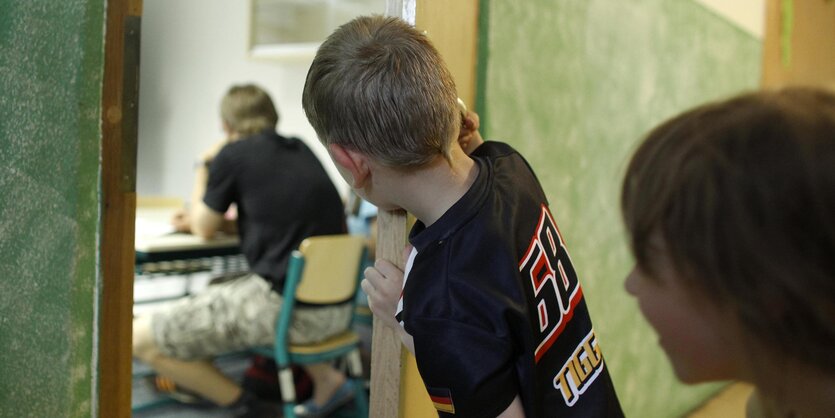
left=369, top=1, right=480, bottom=416
left=369, top=209, right=409, bottom=417
left=99, top=0, right=142, bottom=416
left=761, top=0, right=835, bottom=88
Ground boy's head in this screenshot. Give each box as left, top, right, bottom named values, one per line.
left=302, top=15, right=459, bottom=168
left=622, top=87, right=835, bottom=377
left=220, top=84, right=279, bottom=138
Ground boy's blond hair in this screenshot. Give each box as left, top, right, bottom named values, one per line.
left=302, top=15, right=459, bottom=168
left=220, top=84, right=279, bottom=137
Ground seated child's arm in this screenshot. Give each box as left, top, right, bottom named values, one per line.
left=190, top=200, right=224, bottom=239
left=171, top=208, right=192, bottom=233
left=191, top=162, right=225, bottom=238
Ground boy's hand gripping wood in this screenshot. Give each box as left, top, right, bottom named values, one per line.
left=370, top=209, right=408, bottom=417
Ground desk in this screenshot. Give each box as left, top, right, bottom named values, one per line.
left=135, top=206, right=242, bottom=270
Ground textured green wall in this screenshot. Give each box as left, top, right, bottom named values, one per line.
left=0, top=1, right=104, bottom=417
left=480, top=1, right=760, bottom=416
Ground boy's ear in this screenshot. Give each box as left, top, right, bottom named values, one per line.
left=328, top=143, right=371, bottom=188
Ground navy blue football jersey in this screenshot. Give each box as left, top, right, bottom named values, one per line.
left=397, top=141, right=623, bottom=417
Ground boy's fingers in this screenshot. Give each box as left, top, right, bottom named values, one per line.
left=364, top=266, right=400, bottom=302
left=360, top=278, right=374, bottom=294
left=374, top=259, right=404, bottom=283
left=467, top=111, right=480, bottom=126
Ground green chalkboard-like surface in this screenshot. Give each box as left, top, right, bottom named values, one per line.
left=0, top=2, right=105, bottom=417
left=481, top=0, right=760, bottom=416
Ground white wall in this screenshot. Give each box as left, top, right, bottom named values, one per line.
left=137, top=0, right=348, bottom=200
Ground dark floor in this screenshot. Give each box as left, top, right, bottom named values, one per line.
left=131, top=271, right=371, bottom=417
left=131, top=345, right=366, bottom=418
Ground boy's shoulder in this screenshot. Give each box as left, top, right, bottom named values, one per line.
left=471, top=140, right=518, bottom=159
left=223, top=132, right=312, bottom=158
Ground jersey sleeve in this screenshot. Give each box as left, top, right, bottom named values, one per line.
left=470, top=140, right=515, bottom=159
left=202, top=145, right=237, bottom=213
left=472, top=140, right=549, bottom=206
left=407, top=317, right=520, bottom=417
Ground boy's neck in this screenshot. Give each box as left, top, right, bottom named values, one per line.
left=756, top=359, right=835, bottom=418
left=392, top=146, right=479, bottom=227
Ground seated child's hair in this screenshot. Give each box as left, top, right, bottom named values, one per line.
left=302, top=15, right=459, bottom=168
left=621, top=87, right=835, bottom=373
left=221, top=84, right=279, bottom=136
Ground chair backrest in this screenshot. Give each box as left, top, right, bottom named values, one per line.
left=136, top=195, right=184, bottom=209
left=293, top=234, right=366, bottom=305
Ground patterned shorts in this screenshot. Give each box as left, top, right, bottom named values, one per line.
left=151, top=273, right=353, bottom=360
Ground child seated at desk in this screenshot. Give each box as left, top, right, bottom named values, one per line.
left=133, top=84, right=353, bottom=418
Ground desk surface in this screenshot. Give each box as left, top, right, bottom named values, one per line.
left=135, top=207, right=240, bottom=262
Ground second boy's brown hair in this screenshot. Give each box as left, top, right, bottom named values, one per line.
left=302, top=15, right=459, bottom=168
left=621, top=87, right=835, bottom=373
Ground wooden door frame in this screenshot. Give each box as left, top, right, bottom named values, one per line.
left=97, top=0, right=484, bottom=415
left=371, top=1, right=481, bottom=416
left=761, top=0, right=835, bottom=88
left=99, top=0, right=142, bottom=416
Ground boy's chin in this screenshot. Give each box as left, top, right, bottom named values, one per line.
left=355, top=193, right=401, bottom=212
left=373, top=202, right=403, bottom=212
left=669, top=359, right=735, bottom=385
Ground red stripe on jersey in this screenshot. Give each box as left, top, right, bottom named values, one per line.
left=535, top=286, right=584, bottom=363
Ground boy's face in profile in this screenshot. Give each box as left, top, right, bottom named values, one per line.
left=624, top=235, right=747, bottom=384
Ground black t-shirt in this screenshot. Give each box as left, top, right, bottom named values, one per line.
left=399, top=141, right=623, bottom=417
left=203, top=131, right=345, bottom=291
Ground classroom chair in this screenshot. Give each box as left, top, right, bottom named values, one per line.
left=252, top=234, right=369, bottom=418
left=132, top=234, right=369, bottom=416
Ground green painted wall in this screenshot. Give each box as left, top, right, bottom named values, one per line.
left=480, top=1, right=760, bottom=416
left=0, top=1, right=105, bottom=417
